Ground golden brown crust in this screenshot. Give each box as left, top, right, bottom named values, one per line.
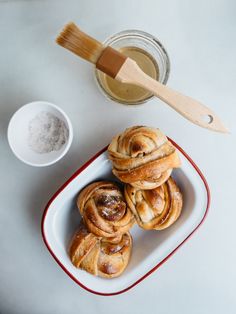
left=69, top=223, right=132, bottom=278
left=69, top=223, right=99, bottom=269
left=77, top=181, right=134, bottom=238
left=124, top=177, right=183, bottom=230
left=108, top=126, right=181, bottom=189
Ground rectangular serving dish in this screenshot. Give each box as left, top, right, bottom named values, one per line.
left=41, top=139, right=210, bottom=296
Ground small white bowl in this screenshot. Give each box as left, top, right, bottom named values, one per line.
left=7, top=101, right=73, bottom=167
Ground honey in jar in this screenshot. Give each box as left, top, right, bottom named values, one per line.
left=96, top=46, right=159, bottom=104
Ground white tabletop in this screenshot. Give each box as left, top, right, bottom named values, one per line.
left=0, top=0, right=236, bottom=313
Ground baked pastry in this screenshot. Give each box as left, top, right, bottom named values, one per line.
left=77, top=181, right=134, bottom=238
left=108, top=126, right=181, bottom=189
left=124, top=177, right=183, bottom=230
left=69, top=223, right=132, bottom=278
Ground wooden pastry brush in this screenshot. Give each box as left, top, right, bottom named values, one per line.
left=56, top=22, right=228, bottom=133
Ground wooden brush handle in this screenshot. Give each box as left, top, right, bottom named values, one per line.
left=116, top=59, right=228, bottom=133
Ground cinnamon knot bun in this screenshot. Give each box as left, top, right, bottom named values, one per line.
left=124, top=177, right=183, bottom=230
left=108, top=126, right=181, bottom=189
left=69, top=223, right=132, bottom=278
left=77, top=181, right=134, bottom=238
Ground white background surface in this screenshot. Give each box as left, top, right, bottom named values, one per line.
left=0, top=0, right=235, bottom=313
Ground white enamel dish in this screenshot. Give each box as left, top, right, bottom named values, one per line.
left=41, top=139, right=210, bottom=295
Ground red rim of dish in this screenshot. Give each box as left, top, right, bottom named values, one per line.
left=41, top=138, right=210, bottom=296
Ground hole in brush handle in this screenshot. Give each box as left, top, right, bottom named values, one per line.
left=202, top=114, right=214, bottom=124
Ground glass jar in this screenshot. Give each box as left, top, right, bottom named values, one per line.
left=95, top=29, right=170, bottom=105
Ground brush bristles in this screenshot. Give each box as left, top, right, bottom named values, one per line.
left=56, top=22, right=104, bottom=64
